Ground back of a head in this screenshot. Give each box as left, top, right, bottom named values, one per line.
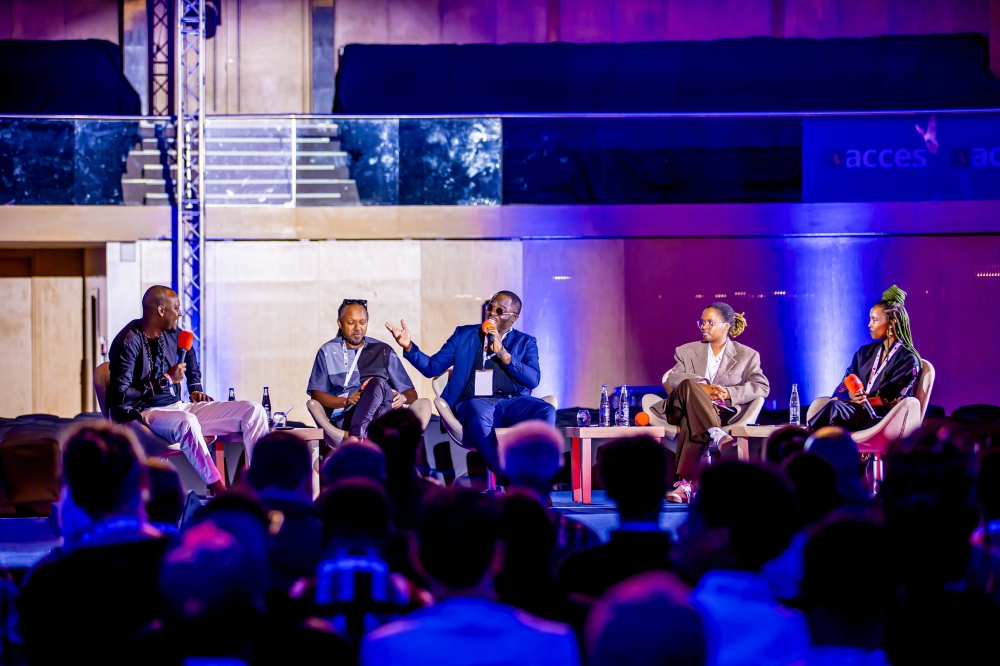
left=782, top=452, right=841, bottom=527
left=145, top=459, right=184, bottom=526
left=587, top=571, right=706, bottom=666
left=418, top=487, right=498, bottom=589
left=160, top=523, right=266, bottom=651
left=319, top=477, right=390, bottom=545
left=881, top=425, right=977, bottom=588
left=321, top=440, right=386, bottom=486
left=247, top=432, right=311, bottom=492
left=599, top=436, right=668, bottom=518
left=498, top=489, right=556, bottom=569
left=63, top=424, right=144, bottom=518
left=979, top=448, right=1000, bottom=523
left=190, top=492, right=272, bottom=580
left=367, top=409, right=422, bottom=481
left=498, top=421, right=563, bottom=492
left=805, top=427, right=860, bottom=481
left=696, top=462, right=797, bottom=571
left=801, top=519, right=893, bottom=625
left=765, top=426, right=809, bottom=465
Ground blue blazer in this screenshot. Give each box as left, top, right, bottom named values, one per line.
left=403, top=325, right=542, bottom=409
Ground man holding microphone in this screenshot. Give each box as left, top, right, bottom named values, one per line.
left=386, top=291, right=555, bottom=476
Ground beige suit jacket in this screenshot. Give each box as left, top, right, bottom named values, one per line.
left=662, top=340, right=770, bottom=413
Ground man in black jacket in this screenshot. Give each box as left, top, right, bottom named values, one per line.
left=107, top=285, right=269, bottom=493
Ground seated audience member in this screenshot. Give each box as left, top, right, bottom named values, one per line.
left=797, top=519, right=894, bottom=666
left=321, top=439, right=386, bottom=487
left=188, top=491, right=274, bottom=588
left=107, top=286, right=269, bottom=494
left=248, top=432, right=323, bottom=593
left=496, top=490, right=589, bottom=632
left=368, top=409, right=439, bottom=532
left=644, top=302, right=769, bottom=503
left=673, top=461, right=808, bottom=666
left=586, top=571, right=706, bottom=666
left=360, top=488, right=581, bottom=666
left=499, top=421, right=600, bottom=565
left=309, top=299, right=418, bottom=440
left=808, top=286, right=921, bottom=432
left=19, top=425, right=171, bottom=666
left=764, top=425, right=809, bottom=465
left=293, top=478, right=424, bottom=651
left=145, top=459, right=185, bottom=535
left=558, top=436, right=672, bottom=599
left=805, top=427, right=870, bottom=508
left=880, top=425, right=998, bottom=665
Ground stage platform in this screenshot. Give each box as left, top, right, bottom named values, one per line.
left=0, top=492, right=688, bottom=569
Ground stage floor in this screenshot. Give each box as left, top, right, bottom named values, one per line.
left=0, top=492, right=688, bottom=569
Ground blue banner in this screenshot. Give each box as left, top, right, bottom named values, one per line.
left=803, top=114, right=1000, bottom=202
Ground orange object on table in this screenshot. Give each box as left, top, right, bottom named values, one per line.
left=634, top=411, right=650, bottom=426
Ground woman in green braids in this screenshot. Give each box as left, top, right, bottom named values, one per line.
left=808, top=285, right=922, bottom=431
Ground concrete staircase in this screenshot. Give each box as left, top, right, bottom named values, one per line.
left=122, top=119, right=360, bottom=206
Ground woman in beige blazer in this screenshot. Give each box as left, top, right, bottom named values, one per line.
left=649, top=301, right=769, bottom=502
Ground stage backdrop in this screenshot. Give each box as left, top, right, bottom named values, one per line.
left=101, top=235, right=999, bottom=419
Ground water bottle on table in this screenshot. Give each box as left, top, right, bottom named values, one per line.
left=599, top=384, right=611, bottom=427
left=789, top=383, right=800, bottom=426
left=262, top=386, right=273, bottom=429
left=228, top=388, right=235, bottom=401
left=615, top=384, right=629, bottom=426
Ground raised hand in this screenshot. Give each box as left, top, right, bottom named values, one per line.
left=385, top=319, right=412, bottom=352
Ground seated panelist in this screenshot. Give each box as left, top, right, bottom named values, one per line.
left=647, top=301, right=769, bottom=504
left=808, top=286, right=921, bottom=432
left=107, top=286, right=269, bottom=494
left=386, top=291, right=555, bottom=474
left=309, top=299, right=418, bottom=439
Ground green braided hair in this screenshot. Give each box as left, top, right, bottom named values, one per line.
left=875, top=285, right=920, bottom=362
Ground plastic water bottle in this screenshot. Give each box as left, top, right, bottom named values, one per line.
left=262, top=386, right=272, bottom=428
left=616, top=385, right=630, bottom=426
left=228, top=388, right=236, bottom=401
left=599, top=384, right=611, bottom=427
left=789, top=384, right=800, bottom=426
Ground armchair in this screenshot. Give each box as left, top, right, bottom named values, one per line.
left=806, top=359, right=935, bottom=486
left=307, top=396, right=433, bottom=449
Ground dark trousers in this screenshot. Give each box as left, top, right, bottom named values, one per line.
left=808, top=399, right=877, bottom=432
left=455, top=396, right=557, bottom=473
left=335, top=377, right=394, bottom=438
left=666, top=379, right=731, bottom=481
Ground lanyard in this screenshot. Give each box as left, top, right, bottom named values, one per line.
left=340, top=340, right=365, bottom=397
left=866, top=341, right=901, bottom=393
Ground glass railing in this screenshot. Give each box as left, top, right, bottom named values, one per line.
left=2, top=110, right=997, bottom=206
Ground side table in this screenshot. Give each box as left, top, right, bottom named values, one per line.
left=564, top=426, right=666, bottom=504
left=270, top=427, right=325, bottom=499
left=725, top=424, right=783, bottom=462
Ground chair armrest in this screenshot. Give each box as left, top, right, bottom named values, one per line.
left=852, top=397, right=923, bottom=452
left=434, top=397, right=465, bottom=447
left=729, top=397, right=765, bottom=427
left=806, top=397, right=833, bottom=423
left=408, top=398, right=433, bottom=431
left=307, top=399, right=345, bottom=448
left=542, top=395, right=558, bottom=409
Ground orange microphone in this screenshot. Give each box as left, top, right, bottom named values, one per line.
left=177, top=330, right=195, bottom=364
left=844, top=373, right=876, bottom=418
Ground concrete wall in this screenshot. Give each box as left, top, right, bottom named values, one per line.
left=0, top=0, right=119, bottom=42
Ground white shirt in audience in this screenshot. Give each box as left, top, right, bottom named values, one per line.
left=360, top=596, right=581, bottom=666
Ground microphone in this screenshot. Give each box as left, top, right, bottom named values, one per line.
left=481, top=320, right=498, bottom=342
left=844, top=374, right=877, bottom=419
left=177, top=330, right=194, bottom=364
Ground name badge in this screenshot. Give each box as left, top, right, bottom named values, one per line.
left=475, top=370, right=494, bottom=397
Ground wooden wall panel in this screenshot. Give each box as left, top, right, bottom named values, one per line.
left=496, top=0, right=549, bottom=43
left=336, top=0, right=390, bottom=45
left=238, top=0, right=311, bottom=113
left=612, top=0, right=670, bottom=42
left=441, top=0, right=497, bottom=44
left=559, top=0, right=614, bottom=43
left=783, top=0, right=988, bottom=38
left=389, top=0, right=441, bottom=43
left=31, top=277, right=83, bottom=417
left=0, top=278, right=33, bottom=417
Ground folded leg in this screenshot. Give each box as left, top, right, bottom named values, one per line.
left=188, top=399, right=270, bottom=463
left=143, top=405, right=222, bottom=485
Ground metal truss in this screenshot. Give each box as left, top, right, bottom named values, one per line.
left=176, top=0, right=206, bottom=377
left=148, top=0, right=173, bottom=115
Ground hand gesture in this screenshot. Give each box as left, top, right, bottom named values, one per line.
left=385, top=319, right=412, bottom=352
left=391, top=390, right=406, bottom=409
left=166, top=362, right=186, bottom=384
left=709, top=385, right=730, bottom=402
left=347, top=391, right=362, bottom=406
left=849, top=387, right=868, bottom=405
left=190, top=390, right=213, bottom=403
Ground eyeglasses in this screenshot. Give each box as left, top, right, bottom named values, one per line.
left=341, top=299, right=368, bottom=307
left=486, top=303, right=520, bottom=318
left=696, top=320, right=725, bottom=329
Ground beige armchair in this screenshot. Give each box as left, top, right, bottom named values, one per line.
left=93, top=362, right=242, bottom=494
left=806, top=359, right=935, bottom=484
left=307, top=396, right=433, bottom=449
left=640, top=370, right=765, bottom=454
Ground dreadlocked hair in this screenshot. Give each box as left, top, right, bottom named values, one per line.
left=337, top=299, right=369, bottom=339
left=876, top=285, right=920, bottom=362
left=708, top=302, right=748, bottom=338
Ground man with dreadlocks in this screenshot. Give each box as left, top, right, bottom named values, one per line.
left=808, top=286, right=921, bottom=431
